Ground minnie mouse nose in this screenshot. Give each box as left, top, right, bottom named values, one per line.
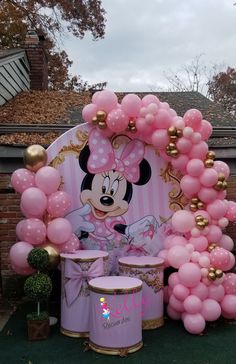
left=100, top=196, right=114, bottom=206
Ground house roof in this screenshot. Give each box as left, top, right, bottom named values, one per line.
left=0, top=90, right=235, bottom=147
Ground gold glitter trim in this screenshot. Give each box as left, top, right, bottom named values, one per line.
left=142, top=316, right=164, bottom=330
left=89, top=340, right=143, bottom=356
left=60, top=327, right=89, bottom=338
left=60, top=255, right=108, bottom=263
left=119, top=266, right=163, bottom=293
left=118, top=261, right=164, bottom=269
left=88, top=284, right=142, bottom=295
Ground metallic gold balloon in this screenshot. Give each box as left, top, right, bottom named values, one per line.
left=92, top=116, right=98, bottom=125
left=203, top=218, right=209, bottom=226
left=208, top=267, right=216, bottom=273
left=197, top=202, right=204, bottom=209
left=222, top=181, right=228, bottom=190
left=206, top=151, right=216, bottom=160
left=204, top=159, right=214, bottom=168
left=129, top=126, right=137, bottom=133
left=191, top=197, right=199, bottom=204
left=168, top=126, right=177, bottom=136
left=215, top=181, right=223, bottom=191
left=176, top=129, right=183, bottom=138
left=215, top=269, right=223, bottom=278
left=208, top=243, right=217, bottom=252
left=190, top=204, right=198, bottom=212
left=170, top=135, right=178, bottom=142
left=196, top=221, right=205, bottom=230
left=208, top=272, right=216, bottom=281
left=168, top=142, right=176, bottom=150
left=170, top=150, right=178, bottom=157
left=98, top=121, right=107, bottom=129
left=41, top=243, right=60, bottom=270
left=24, top=144, right=47, bottom=172
left=195, top=215, right=203, bottom=222
left=218, top=173, right=225, bottom=182
left=96, top=110, right=106, bottom=122
left=128, top=119, right=136, bottom=127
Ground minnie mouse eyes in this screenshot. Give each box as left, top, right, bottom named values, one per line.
left=102, top=176, right=110, bottom=194
left=102, top=176, right=119, bottom=196
left=110, top=180, right=119, bottom=196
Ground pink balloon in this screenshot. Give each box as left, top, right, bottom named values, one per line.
left=224, top=252, right=235, bottom=271
left=169, top=294, right=184, bottom=312
left=184, top=295, right=203, bottom=314
left=165, top=235, right=188, bottom=249
left=47, top=217, right=72, bottom=245
left=183, top=313, right=206, bottom=334
left=9, top=241, right=33, bottom=268
left=35, top=166, right=61, bottom=195
left=198, top=187, right=218, bottom=204
left=106, top=108, right=129, bottom=132
left=199, top=120, right=213, bottom=140
left=21, top=187, right=47, bottom=218
left=158, top=249, right=169, bottom=267
left=186, top=159, right=205, bottom=177
left=180, top=175, right=201, bottom=198
left=172, top=210, right=195, bottom=233
left=213, top=161, right=230, bottom=179
left=16, top=220, right=26, bottom=240
left=95, top=90, right=118, bottom=113
left=151, top=129, right=169, bottom=149
left=136, top=117, right=153, bottom=135
left=154, top=109, right=172, bottom=129
left=189, top=141, right=208, bottom=160
left=82, top=103, right=98, bottom=123
left=91, top=91, right=101, bottom=103
left=167, top=304, right=182, bottom=320
left=225, top=201, right=236, bottom=222
left=167, top=245, right=190, bottom=269
left=183, top=109, right=202, bottom=131
left=223, top=273, right=236, bottom=294
left=11, top=168, right=35, bottom=193
left=189, top=236, right=208, bottom=252
left=59, top=233, right=80, bottom=253
left=168, top=272, right=180, bottom=288
left=199, top=169, right=218, bottom=187
left=219, top=234, right=234, bottom=251
left=142, top=94, right=160, bottom=106
left=11, top=263, right=35, bottom=276
left=173, top=284, right=190, bottom=301
left=201, top=299, right=221, bottom=321
left=21, top=218, right=46, bottom=245
left=210, top=247, right=230, bottom=270
left=178, top=263, right=201, bottom=288
left=191, top=282, right=208, bottom=300
left=171, top=155, right=189, bottom=173
left=208, top=284, right=225, bottom=302
left=176, top=137, right=192, bottom=154
left=221, top=294, right=236, bottom=315
left=207, top=199, right=228, bottom=220
left=206, top=225, right=222, bottom=242
left=47, top=191, right=72, bottom=218
left=121, top=94, right=142, bottom=117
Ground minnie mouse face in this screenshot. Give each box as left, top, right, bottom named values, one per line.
left=81, top=170, right=129, bottom=220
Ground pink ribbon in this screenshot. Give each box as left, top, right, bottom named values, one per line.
left=87, top=129, right=145, bottom=183
left=64, top=257, right=104, bottom=306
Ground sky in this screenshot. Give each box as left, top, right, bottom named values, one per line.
left=64, top=0, right=236, bottom=93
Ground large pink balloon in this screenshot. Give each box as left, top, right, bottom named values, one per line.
left=21, top=187, right=47, bottom=218
left=176, top=137, right=192, bottom=154
left=59, top=233, right=80, bottom=253
left=16, top=220, right=26, bottom=240
left=199, top=119, right=213, bottom=140
left=221, top=294, right=236, bottom=316
left=183, top=109, right=202, bottom=131
left=82, top=103, right=98, bottom=123
left=213, top=161, right=230, bottom=179
left=201, top=299, right=221, bottom=321
left=171, top=155, right=189, bottom=173
left=191, top=282, right=208, bottom=300
left=9, top=241, right=33, bottom=268
left=184, top=295, right=202, bottom=314
left=223, top=273, right=236, bottom=294
left=21, top=218, right=46, bottom=245
left=142, top=94, right=160, bottom=106
left=208, top=284, right=225, bottom=302
left=225, top=201, right=236, bottom=222
left=173, top=284, right=190, bottom=301
left=151, top=129, right=169, bottom=149
left=35, top=166, right=61, bottom=195
left=154, top=109, right=172, bottom=129
left=189, top=141, right=208, bottom=160
left=121, top=94, right=142, bottom=117
left=189, top=236, right=208, bottom=252
left=167, top=305, right=182, bottom=320
left=178, top=263, right=201, bottom=288
left=200, top=169, right=218, bottom=188
left=172, top=210, right=195, bottom=233
left=47, top=191, right=72, bottom=218
left=206, top=199, right=228, bottom=220
left=198, top=187, right=218, bottom=204
left=47, top=217, right=72, bottom=245
left=95, top=90, right=118, bottom=113
left=11, top=168, right=35, bottom=193
left=183, top=313, right=206, bottom=334
left=210, top=247, right=230, bottom=270
left=219, top=234, right=234, bottom=251
left=11, top=263, right=35, bottom=276
left=167, top=246, right=190, bottom=269
left=206, top=225, right=222, bottom=242
left=168, top=272, right=180, bottom=288
left=169, top=294, right=184, bottom=312
left=186, top=159, right=205, bottom=177
left=180, top=175, right=201, bottom=197
left=106, top=108, right=129, bottom=132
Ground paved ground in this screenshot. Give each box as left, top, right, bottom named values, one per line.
left=0, top=295, right=16, bottom=331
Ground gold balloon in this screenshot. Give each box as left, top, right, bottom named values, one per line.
left=128, top=119, right=136, bottom=127
left=222, top=181, right=228, bottom=190
left=195, top=215, right=203, bottom=222
left=206, top=151, right=216, bottom=160
left=24, top=144, right=47, bottom=172
left=176, top=129, right=183, bottom=138
left=208, top=267, right=216, bottom=273
left=197, top=202, right=204, bottom=210
left=208, top=272, right=216, bottom=281
left=168, top=142, right=176, bottom=150
left=167, top=126, right=177, bottom=136
left=96, top=110, right=106, bottom=122
left=218, top=173, right=225, bottom=182
left=170, top=135, right=178, bottom=142
left=204, top=159, right=214, bottom=168
left=215, top=269, right=223, bottom=278
left=191, top=197, right=199, bottom=204
left=92, top=116, right=98, bottom=125
left=41, top=243, right=60, bottom=269
left=215, top=181, right=223, bottom=191
left=190, top=204, right=198, bottom=212
left=98, top=121, right=107, bottom=129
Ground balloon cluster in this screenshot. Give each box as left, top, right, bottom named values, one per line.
left=10, top=145, right=80, bottom=275
left=83, top=89, right=236, bottom=334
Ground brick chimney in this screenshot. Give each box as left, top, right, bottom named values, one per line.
left=23, top=30, right=48, bottom=90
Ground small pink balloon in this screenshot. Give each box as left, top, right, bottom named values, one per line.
left=47, top=191, right=72, bottom=218
left=178, top=263, right=201, bottom=288
left=191, top=282, right=208, bottom=300
left=11, top=263, right=35, bottom=276
left=165, top=235, right=188, bottom=249
left=11, top=168, right=35, bottom=193
left=9, top=241, right=33, bottom=268
left=21, top=218, right=46, bottom=245
left=176, top=137, right=192, bottom=154
left=206, top=225, right=222, bottom=242
left=223, top=273, right=236, bottom=294
left=201, top=299, right=221, bottom=321
left=189, top=141, right=209, bottom=160
left=167, top=245, right=190, bottom=269
left=198, top=187, right=218, bottom=204
left=151, top=129, right=169, bottom=149
left=35, top=166, right=61, bottom=195
left=173, top=284, right=190, bottom=301
left=95, top=90, right=118, bottom=113
left=200, top=169, right=218, bottom=187
left=189, top=236, right=208, bottom=252
left=221, top=294, right=236, bottom=315
left=21, top=187, right=47, bottom=218
left=169, top=294, right=184, bottom=312
left=180, top=175, right=201, bottom=198
left=167, top=304, right=182, bottom=320
left=198, top=255, right=210, bottom=268
left=225, top=201, right=236, bottom=222
left=210, top=247, right=230, bottom=270
left=183, top=313, right=206, bottom=334
left=47, top=217, right=72, bottom=245
left=136, top=117, right=153, bottom=135
left=82, top=103, right=98, bottom=123
left=213, top=161, right=230, bottom=179
left=208, top=284, right=225, bottom=302
left=183, top=109, right=202, bottom=131
left=168, top=272, right=180, bottom=288
left=154, top=109, right=172, bottom=129
left=106, top=107, right=129, bottom=132
left=172, top=210, right=195, bottom=233
left=206, top=199, right=228, bottom=220
left=59, top=233, right=80, bottom=253
left=219, top=234, right=234, bottom=251
left=171, top=155, right=189, bottom=173
left=142, top=94, right=160, bottom=106
left=121, top=94, right=142, bottom=117
left=186, top=159, right=205, bottom=177
left=224, top=252, right=235, bottom=271
left=184, top=294, right=203, bottom=314
left=199, top=119, right=213, bottom=140
left=16, top=220, right=26, bottom=240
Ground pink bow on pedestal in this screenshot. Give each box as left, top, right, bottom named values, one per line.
left=64, top=258, right=104, bottom=306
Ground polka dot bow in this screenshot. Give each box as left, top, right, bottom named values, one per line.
left=87, top=129, right=145, bottom=183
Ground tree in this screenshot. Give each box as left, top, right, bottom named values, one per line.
left=207, top=67, right=236, bottom=116
left=0, top=0, right=107, bottom=90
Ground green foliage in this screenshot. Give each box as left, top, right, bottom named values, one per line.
left=26, top=311, right=49, bottom=321
left=24, top=273, right=52, bottom=302
left=27, top=248, right=49, bottom=271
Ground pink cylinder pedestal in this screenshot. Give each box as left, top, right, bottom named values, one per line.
left=119, top=256, right=164, bottom=330
left=89, top=276, right=143, bottom=356
left=60, top=250, right=109, bottom=337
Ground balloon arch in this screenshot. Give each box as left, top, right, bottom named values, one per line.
left=10, top=90, right=236, bottom=335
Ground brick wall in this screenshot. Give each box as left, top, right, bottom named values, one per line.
left=1, top=172, right=236, bottom=297
left=24, top=45, right=48, bottom=91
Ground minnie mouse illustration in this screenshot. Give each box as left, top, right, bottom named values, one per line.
left=66, top=128, right=158, bottom=272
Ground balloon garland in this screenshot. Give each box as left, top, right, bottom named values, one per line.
left=9, top=89, right=236, bottom=335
